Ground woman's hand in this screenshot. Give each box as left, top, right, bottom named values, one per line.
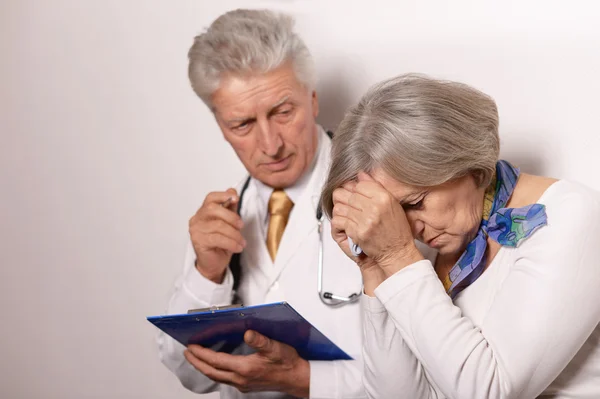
left=330, top=179, right=387, bottom=295
left=331, top=173, right=423, bottom=278
left=330, top=181, right=379, bottom=271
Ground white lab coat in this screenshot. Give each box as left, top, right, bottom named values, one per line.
left=158, top=129, right=365, bottom=399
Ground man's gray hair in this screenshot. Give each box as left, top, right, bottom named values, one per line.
left=188, top=9, right=316, bottom=106
left=321, top=73, right=500, bottom=218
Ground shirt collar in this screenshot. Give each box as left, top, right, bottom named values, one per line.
left=254, top=124, right=325, bottom=213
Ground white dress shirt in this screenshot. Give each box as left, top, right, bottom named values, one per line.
left=363, top=179, right=600, bottom=398
left=253, top=131, right=322, bottom=239
left=158, top=127, right=365, bottom=399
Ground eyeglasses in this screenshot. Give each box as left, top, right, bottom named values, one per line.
left=317, top=209, right=363, bottom=307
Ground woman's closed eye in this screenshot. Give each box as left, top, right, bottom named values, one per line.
left=403, top=195, right=426, bottom=210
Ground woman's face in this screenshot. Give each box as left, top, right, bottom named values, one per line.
left=370, top=168, right=486, bottom=257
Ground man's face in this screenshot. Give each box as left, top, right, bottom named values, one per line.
left=211, top=63, right=320, bottom=189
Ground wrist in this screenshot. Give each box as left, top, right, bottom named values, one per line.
left=360, top=266, right=385, bottom=296
left=378, top=244, right=424, bottom=278
left=281, top=358, right=310, bottom=398
left=195, top=261, right=227, bottom=284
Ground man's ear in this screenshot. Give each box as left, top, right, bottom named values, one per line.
left=311, top=90, right=319, bottom=119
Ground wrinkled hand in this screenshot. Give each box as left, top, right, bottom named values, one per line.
left=331, top=173, right=423, bottom=277
left=185, top=330, right=309, bottom=397
left=189, top=188, right=246, bottom=284
left=330, top=181, right=380, bottom=275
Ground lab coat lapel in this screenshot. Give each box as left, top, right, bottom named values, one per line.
left=239, top=183, right=273, bottom=280
left=269, top=135, right=330, bottom=280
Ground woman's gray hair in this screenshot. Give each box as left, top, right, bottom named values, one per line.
left=321, top=73, right=500, bottom=218
left=188, top=9, right=316, bottom=106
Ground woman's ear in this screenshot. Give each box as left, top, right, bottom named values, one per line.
left=472, top=170, right=487, bottom=187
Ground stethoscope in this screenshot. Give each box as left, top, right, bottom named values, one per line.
left=315, top=205, right=363, bottom=307
left=229, top=132, right=363, bottom=307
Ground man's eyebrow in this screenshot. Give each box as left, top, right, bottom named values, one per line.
left=218, top=112, right=255, bottom=125
left=269, top=96, right=290, bottom=111
left=218, top=96, right=291, bottom=124
left=226, top=116, right=253, bottom=124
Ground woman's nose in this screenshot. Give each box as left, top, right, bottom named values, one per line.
left=410, top=218, right=426, bottom=240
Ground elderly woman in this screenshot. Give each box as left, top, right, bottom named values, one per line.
left=320, top=74, right=600, bottom=398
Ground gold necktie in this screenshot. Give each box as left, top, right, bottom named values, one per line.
left=266, top=189, right=294, bottom=261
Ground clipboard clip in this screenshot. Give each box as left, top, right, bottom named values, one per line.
left=187, top=304, right=244, bottom=314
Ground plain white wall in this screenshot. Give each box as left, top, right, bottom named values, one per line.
left=2, top=1, right=599, bottom=398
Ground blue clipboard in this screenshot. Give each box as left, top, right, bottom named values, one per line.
left=147, top=302, right=352, bottom=361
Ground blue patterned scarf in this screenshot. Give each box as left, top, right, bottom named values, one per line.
left=443, top=160, right=548, bottom=298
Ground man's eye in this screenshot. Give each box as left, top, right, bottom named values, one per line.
left=275, top=107, right=293, bottom=117
left=234, top=121, right=251, bottom=130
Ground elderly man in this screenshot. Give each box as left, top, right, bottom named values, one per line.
left=157, top=9, right=364, bottom=399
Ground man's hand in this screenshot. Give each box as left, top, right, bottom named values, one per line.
left=184, top=330, right=310, bottom=397
left=189, top=188, right=246, bottom=284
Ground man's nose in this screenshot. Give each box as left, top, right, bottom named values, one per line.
left=257, top=120, right=283, bottom=157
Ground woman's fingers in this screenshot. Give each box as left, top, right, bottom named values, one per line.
left=357, top=171, right=375, bottom=182
left=342, top=180, right=357, bottom=191
left=334, top=212, right=361, bottom=239
left=333, top=201, right=371, bottom=234
left=353, top=180, right=388, bottom=200
left=333, top=187, right=367, bottom=213
left=335, top=178, right=389, bottom=213
left=332, top=187, right=352, bottom=204
left=331, top=214, right=354, bottom=237
left=331, top=215, right=359, bottom=259
left=332, top=202, right=350, bottom=217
